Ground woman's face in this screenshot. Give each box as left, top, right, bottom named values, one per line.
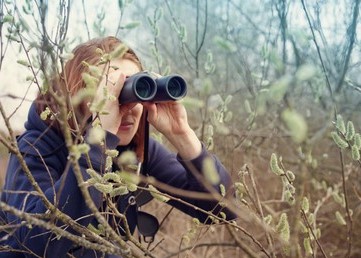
left=100, top=58, right=143, bottom=146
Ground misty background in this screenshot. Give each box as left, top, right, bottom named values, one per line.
left=1, top=0, right=361, bottom=257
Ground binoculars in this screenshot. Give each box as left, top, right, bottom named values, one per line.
left=118, top=72, right=187, bottom=104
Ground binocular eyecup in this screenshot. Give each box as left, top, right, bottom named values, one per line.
left=118, top=72, right=187, bottom=104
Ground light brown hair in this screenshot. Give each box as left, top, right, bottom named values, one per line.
left=36, top=36, right=146, bottom=161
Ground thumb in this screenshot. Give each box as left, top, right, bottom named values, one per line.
left=143, top=103, right=157, bottom=124
left=108, top=73, right=126, bottom=100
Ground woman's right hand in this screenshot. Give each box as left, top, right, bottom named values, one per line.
left=91, top=59, right=141, bottom=137
left=93, top=72, right=126, bottom=135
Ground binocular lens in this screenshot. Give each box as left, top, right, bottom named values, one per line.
left=167, top=79, right=183, bottom=98
left=135, top=79, right=153, bottom=98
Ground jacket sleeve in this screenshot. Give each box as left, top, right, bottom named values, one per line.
left=146, top=138, right=236, bottom=223
left=2, top=131, right=119, bottom=257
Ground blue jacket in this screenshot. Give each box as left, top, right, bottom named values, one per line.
left=0, top=103, right=234, bottom=257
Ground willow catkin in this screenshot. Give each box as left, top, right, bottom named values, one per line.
left=353, top=133, right=361, bottom=149
left=148, top=185, right=170, bottom=202
left=110, top=186, right=129, bottom=197
left=270, top=153, right=284, bottom=175
left=303, top=237, right=313, bottom=255
left=335, top=211, right=347, bottom=226
left=351, top=145, right=360, bottom=161
left=345, top=121, right=355, bottom=141
left=202, top=157, right=220, bottom=185
left=331, top=132, right=348, bottom=149
left=301, top=197, right=309, bottom=213
left=336, top=114, right=346, bottom=134
left=276, top=213, right=290, bottom=242
left=94, top=182, right=113, bottom=194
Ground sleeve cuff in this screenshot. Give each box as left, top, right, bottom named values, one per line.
left=176, top=143, right=208, bottom=173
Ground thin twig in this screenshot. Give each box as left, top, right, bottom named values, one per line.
left=165, top=241, right=238, bottom=258
left=246, top=165, right=275, bottom=257
left=335, top=0, right=360, bottom=93
left=300, top=209, right=328, bottom=258
left=81, top=0, right=91, bottom=40
left=300, top=0, right=335, bottom=106
left=339, top=151, right=353, bottom=258
left=0, top=201, right=124, bottom=256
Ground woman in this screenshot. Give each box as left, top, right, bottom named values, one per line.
left=0, top=36, right=234, bottom=257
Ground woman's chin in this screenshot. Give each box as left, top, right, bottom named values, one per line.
left=116, top=132, right=134, bottom=146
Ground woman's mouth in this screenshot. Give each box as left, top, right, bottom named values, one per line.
left=119, top=121, right=133, bottom=131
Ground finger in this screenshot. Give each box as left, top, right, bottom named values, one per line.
left=143, top=102, right=157, bottom=123
left=108, top=73, right=126, bottom=99
left=106, top=74, right=125, bottom=101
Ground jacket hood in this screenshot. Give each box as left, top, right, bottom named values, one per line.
left=18, top=103, right=66, bottom=157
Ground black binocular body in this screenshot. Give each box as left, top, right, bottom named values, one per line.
left=118, top=72, right=187, bottom=104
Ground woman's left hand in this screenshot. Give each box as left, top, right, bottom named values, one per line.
left=143, top=101, right=188, bottom=136
left=143, top=101, right=202, bottom=159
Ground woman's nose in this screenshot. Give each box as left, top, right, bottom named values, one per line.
left=120, top=103, right=136, bottom=113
